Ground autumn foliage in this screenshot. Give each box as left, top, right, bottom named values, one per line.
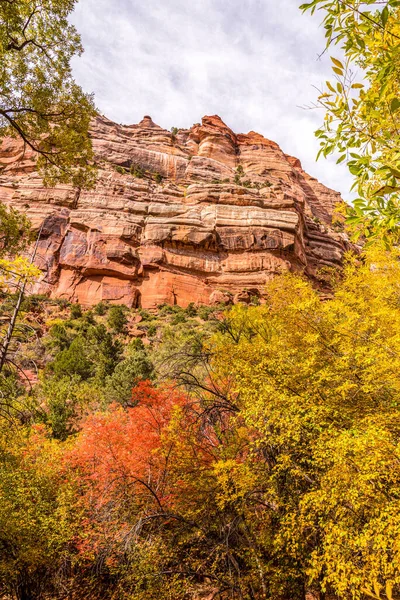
left=66, top=382, right=186, bottom=563
left=3, top=248, right=400, bottom=599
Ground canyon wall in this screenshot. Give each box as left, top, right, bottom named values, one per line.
left=0, top=114, right=351, bottom=308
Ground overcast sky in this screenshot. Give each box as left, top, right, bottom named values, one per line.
left=70, top=0, right=353, bottom=198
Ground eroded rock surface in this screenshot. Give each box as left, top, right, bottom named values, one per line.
left=0, top=114, right=351, bottom=308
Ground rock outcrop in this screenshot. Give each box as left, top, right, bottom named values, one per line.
left=0, top=114, right=350, bottom=308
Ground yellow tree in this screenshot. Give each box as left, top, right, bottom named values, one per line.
left=0, top=423, right=79, bottom=600
left=0, top=204, right=40, bottom=406
left=301, top=1, right=400, bottom=242
left=209, top=247, right=400, bottom=599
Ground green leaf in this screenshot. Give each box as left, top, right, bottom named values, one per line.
left=346, top=216, right=362, bottom=224
left=390, top=98, right=400, bottom=113
left=299, top=1, right=317, bottom=9
left=299, top=0, right=319, bottom=12
left=381, top=6, right=389, bottom=26
left=333, top=67, right=344, bottom=76
left=353, top=199, right=366, bottom=207
left=358, top=38, right=366, bottom=50
left=349, top=164, right=361, bottom=176
left=373, top=185, right=399, bottom=196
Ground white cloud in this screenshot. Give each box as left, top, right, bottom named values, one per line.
left=70, top=0, right=354, bottom=198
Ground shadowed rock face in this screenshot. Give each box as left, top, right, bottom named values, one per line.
left=0, top=114, right=351, bottom=308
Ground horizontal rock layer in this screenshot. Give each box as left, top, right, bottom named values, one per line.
left=0, top=114, right=351, bottom=308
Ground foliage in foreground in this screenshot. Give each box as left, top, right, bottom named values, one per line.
left=1, top=248, right=400, bottom=599
left=0, top=0, right=96, bottom=187
left=301, top=0, right=400, bottom=242
left=0, top=202, right=40, bottom=413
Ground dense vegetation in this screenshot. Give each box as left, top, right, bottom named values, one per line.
left=0, top=245, right=400, bottom=600
left=2, top=1, right=400, bottom=599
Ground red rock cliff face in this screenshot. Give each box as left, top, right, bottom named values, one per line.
left=0, top=115, right=350, bottom=308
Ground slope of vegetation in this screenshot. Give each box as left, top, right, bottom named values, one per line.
left=2, top=1, right=400, bottom=599
left=1, top=248, right=400, bottom=600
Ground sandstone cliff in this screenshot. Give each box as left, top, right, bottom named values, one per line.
left=0, top=114, right=350, bottom=308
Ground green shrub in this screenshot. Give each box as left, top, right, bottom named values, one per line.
left=105, top=345, right=155, bottom=406
left=37, top=375, right=83, bottom=440
left=47, top=323, right=71, bottom=352
left=50, top=337, right=93, bottom=380
left=83, top=310, right=95, bottom=325
left=130, top=163, right=144, bottom=178
left=86, top=324, right=122, bottom=381
left=154, top=172, right=163, bottom=184
left=234, top=165, right=245, bottom=185
left=107, top=306, right=127, bottom=333
left=158, top=304, right=175, bottom=316
left=70, top=303, right=82, bottom=319
left=114, top=165, right=126, bottom=175
left=171, top=312, right=187, bottom=325
left=185, top=302, right=197, bottom=317
left=53, top=298, right=70, bottom=309
left=20, top=294, right=48, bottom=313
left=147, top=324, right=157, bottom=337
left=93, top=301, right=108, bottom=316
left=129, top=338, right=145, bottom=352
left=37, top=375, right=104, bottom=440
left=197, top=306, right=214, bottom=321
left=138, top=309, right=155, bottom=321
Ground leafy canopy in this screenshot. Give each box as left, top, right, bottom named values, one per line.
left=0, top=423, right=79, bottom=599
left=0, top=203, right=31, bottom=257
left=210, top=246, right=400, bottom=599
left=300, top=0, right=400, bottom=242
left=3, top=248, right=400, bottom=598
left=0, top=0, right=96, bottom=187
